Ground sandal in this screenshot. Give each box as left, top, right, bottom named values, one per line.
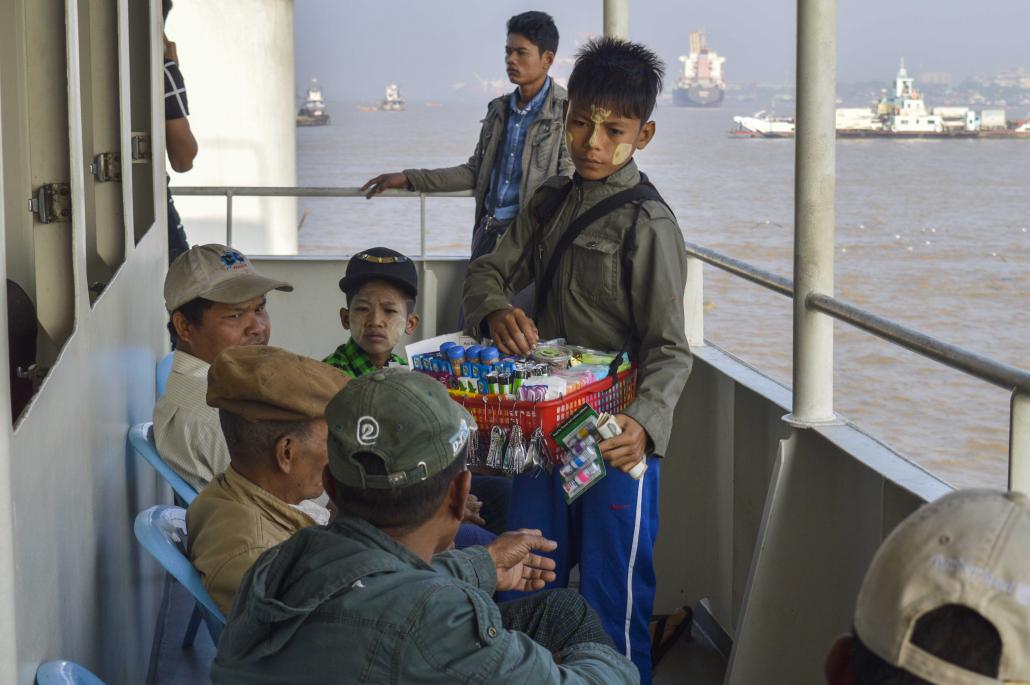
left=650, top=606, right=693, bottom=668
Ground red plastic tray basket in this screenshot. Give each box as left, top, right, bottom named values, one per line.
left=458, top=367, right=637, bottom=463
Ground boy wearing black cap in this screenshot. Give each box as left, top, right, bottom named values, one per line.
left=323, top=247, right=420, bottom=377
left=324, top=247, right=508, bottom=537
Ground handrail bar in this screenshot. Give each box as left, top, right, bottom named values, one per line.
left=807, top=293, right=1030, bottom=394
left=684, top=241, right=793, bottom=297
left=171, top=186, right=474, bottom=198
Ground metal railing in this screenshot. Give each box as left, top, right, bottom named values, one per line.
left=171, top=186, right=474, bottom=258
left=172, top=185, right=1030, bottom=490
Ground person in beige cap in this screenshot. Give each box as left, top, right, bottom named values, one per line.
left=825, top=489, right=1030, bottom=685
left=186, top=346, right=348, bottom=615
left=154, top=244, right=292, bottom=491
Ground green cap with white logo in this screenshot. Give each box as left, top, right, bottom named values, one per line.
left=326, top=368, right=474, bottom=489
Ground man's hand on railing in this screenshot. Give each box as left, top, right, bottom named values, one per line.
left=361, top=172, right=411, bottom=199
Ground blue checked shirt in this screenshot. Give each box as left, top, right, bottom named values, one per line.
left=485, top=78, right=552, bottom=222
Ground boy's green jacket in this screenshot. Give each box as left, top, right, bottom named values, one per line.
left=211, top=515, right=638, bottom=684
left=463, top=160, right=692, bottom=456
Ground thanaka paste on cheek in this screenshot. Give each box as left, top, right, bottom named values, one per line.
left=612, top=142, right=633, bottom=166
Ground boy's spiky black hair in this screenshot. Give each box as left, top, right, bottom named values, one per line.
left=567, top=37, right=665, bottom=122
left=507, top=11, right=559, bottom=55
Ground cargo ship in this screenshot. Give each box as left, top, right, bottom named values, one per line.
left=732, top=60, right=1030, bottom=138
left=296, top=78, right=330, bottom=126
left=673, top=31, right=726, bottom=108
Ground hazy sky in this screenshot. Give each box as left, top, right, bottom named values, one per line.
left=294, top=0, right=1030, bottom=102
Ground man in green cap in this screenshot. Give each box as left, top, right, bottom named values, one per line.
left=212, top=369, right=638, bottom=684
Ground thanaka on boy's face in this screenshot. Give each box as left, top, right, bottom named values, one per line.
left=340, top=281, right=419, bottom=364
left=563, top=100, right=656, bottom=181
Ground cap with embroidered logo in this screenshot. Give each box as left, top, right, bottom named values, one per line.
left=854, top=489, right=1030, bottom=685
left=338, top=247, right=418, bottom=301
left=164, top=243, right=293, bottom=313
left=326, top=368, right=473, bottom=489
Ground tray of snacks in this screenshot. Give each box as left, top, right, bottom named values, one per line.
left=410, top=340, right=637, bottom=475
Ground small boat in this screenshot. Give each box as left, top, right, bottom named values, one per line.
left=296, top=78, right=330, bottom=126
left=380, top=83, right=405, bottom=112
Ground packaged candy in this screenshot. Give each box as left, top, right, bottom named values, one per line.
left=446, top=345, right=465, bottom=377
left=532, top=343, right=573, bottom=372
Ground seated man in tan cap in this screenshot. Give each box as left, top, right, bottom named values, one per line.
left=154, top=244, right=292, bottom=492
left=212, top=369, right=638, bottom=684
left=187, top=345, right=348, bottom=615
left=825, top=489, right=1030, bottom=685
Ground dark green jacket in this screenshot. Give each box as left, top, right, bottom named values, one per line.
left=463, top=161, right=692, bottom=455
left=212, top=515, right=638, bottom=684
left=404, top=81, right=573, bottom=227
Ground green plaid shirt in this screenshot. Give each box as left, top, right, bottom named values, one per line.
left=323, top=338, right=406, bottom=377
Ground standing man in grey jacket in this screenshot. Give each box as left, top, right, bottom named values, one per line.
left=362, top=11, right=573, bottom=261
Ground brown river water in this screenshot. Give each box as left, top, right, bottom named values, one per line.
left=296, top=102, right=1029, bottom=488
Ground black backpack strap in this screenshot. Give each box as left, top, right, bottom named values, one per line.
left=501, top=179, right=573, bottom=293
left=534, top=174, right=669, bottom=316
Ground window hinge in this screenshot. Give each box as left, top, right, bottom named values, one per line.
left=28, top=183, right=72, bottom=224
left=90, top=151, right=121, bottom=183
left=131, top=132, right=151, bottom=162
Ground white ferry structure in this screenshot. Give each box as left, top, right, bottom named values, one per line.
left=733, top=59, right=1030, bottom=138
left=2, top=1, right=1028, bottom=684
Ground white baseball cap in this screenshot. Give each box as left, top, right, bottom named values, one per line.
left=855, top=489, right=1030, bottom=684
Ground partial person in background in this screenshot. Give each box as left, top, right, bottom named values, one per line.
left=361, top=11, right=572, bottom=265
left=155, top=244, right=293, bottom=492
left=163, top=0, right=196, bottom=263
left=825, top=489, right=1030, bottom=685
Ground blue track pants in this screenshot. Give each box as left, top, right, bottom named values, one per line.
left=500, top=456, right=661, bottom=684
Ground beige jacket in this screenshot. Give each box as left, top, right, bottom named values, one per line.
left=153, top=350, right=229, bottom=492
left=187, top=466, right=317, bottom=615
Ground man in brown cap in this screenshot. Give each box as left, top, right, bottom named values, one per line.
left=154, top=244, right=293, bottom=491
left=187, top=345, right=348, bottom=615
left=825, top=489, right=1030, bottom=685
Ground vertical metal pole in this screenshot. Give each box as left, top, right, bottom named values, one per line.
left=419, top=193, right=427, bottom=259
left=226, top=191, right=234, bottom=247
left=603, top=0, right=629, bottom=39
left=684, top=255, right=704, bottom=348
left=1009, top=392, right=1030, bottom=493
left=786, top=0, right=838, bottom=426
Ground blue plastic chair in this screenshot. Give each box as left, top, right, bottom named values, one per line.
left=156, top=352, right=174, bottom=397
left=134, top=505, right=226, bottom=646
left=35, top=661, right=106, bottom=685
left=128, top=422, right=197, bottom=507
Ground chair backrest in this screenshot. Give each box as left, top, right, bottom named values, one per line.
left=128, top=422, right=198, bottom=506
left=134, top=505, right=226, bottom=642
left=35, top=660, right=106, bottom=685
left=156, top=351, right=174, bottom=397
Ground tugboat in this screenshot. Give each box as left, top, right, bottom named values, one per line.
left=380, top=83, right=405, bottom=111
left=673, top=31, right=726, bottom=107
left=296, top=78, right=330, bottom=126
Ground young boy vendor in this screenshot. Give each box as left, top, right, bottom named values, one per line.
left=324, top=247, right=510, bottom=538
left=463, top=39, right=693, bottom=683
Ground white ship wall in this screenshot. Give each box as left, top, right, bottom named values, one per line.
left=0, top=0, right=168, bottom=680
left=164, top=0, right=298, bottom=255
